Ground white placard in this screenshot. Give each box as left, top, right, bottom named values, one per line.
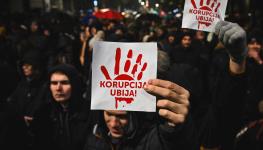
left=91, top=41, right=157, bottom=112
left=182, top=0, right=228, bottom=32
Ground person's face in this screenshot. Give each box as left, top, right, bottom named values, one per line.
left=104, top=110, right=128, bottom=138
left=107, top=22, right=115, bottom=30
left=85, top=26, right=90, bottom=37
left=115, top=29, right=123, bottom=36
left=31, top=22, right=38, bottom=32
left=43, top=29, right=50, bottom=36
left=181, top=35, right=192, bottom=48
left=22, top=63, right=33, bottom=77
left=168, top=35, right=175, bottom=43
left=248, top=41, right=262, bottom=52
left=156, top=28, right=164, bottom=37
left=91, top=27, right=97, bottom=36
left=50, top=72, right=72, bottom=104
left=248, top=41, right=262, bottom=58
left=195, top=31, right=205, bottom=41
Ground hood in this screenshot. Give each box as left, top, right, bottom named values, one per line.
left=19, top=50, right=45, bottom=81
left=48, top=64, right=84, bottom=113
left=95, top=110, right=147, bottom=143
left=21, top=50, right=44, bottom=67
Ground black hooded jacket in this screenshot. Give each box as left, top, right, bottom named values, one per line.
left=33, top=64, right=91, bottom=150
left=0, top=50, right=47, bottom=150
left=7, top=50, right=46, bottom=117
left=84, top=110, right=197, bottom=150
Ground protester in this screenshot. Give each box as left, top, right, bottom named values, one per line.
left=79, top=25, right=92, bottom=67
left=200, top=21, right=248, bottom=150
left=1, top=50, right=47, bottom=150
left=247, top=33, right=263, bottom=65
left=170, top=31, right=200, bottom=68
left=242, top=33, right=263, bottom=124
left=0, top=24, right=18, bottom=106
left=78, top=25, right=92, bottom=81
left=8, top=50, right=46, bottom=117
left=84, top=79, right=196, bottom=150
left=27, top=20, right=47, bottom=53
left=32, top=64, right=90, bottom=150
left=159, top=32, right=178, bottom=55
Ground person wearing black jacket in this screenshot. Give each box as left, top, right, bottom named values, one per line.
left=33, top=64, right=90, bottom=150
left=84, top=78, right=196, bottom=150
left=242, top=35, right=263, bottom=124
left=7, top=50, right=46, bottom=120
left=200, top=21, right=248, bottom=150
left=170, top=32, right=200, bottom=68
left=1, top=50, right=46, bottom=150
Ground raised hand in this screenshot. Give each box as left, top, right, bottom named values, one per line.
left=144, top=79, right=190, bottom=126
left=215, top=21, right=247, bottom=64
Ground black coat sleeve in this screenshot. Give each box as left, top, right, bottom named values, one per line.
left=200, top=62, right=247, bottom=149
left=143, top=114, right=197, bottom=150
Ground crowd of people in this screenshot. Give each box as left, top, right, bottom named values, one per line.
left=0, top=9, right=263, bottom=150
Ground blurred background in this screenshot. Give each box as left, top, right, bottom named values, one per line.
left=0, top=0, right=262, bottom=17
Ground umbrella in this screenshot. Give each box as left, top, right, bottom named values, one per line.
left=93, top=9, right=123, bottom=20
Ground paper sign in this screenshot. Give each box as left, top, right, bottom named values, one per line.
left=91, top=41, right=157, bottom=112
left=182, top=0, right=228, bottom=32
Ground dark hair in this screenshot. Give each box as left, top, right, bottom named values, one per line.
left=247, top=29, right=263, bottom=44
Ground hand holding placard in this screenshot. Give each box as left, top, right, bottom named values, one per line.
left=144, top=79, right=190, bottom=125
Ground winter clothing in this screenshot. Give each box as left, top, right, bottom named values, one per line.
left=170, top=44, right=200, bottom=67
left=215, top=21, right=247, bottom=64
left=1, top=50, right=47, bottom=150
left=8, top=50, right=46, bottom=117
left=84, top=111, right=197, bottom=150
left=33, top=64, right=91, bottom=150
left=200, top=60, right=247, bottom=150
left=242, top=58, right=263, bottom=123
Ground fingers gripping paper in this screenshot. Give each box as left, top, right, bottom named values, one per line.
left=182, top=0, right=228, bottom=32
left=91, top=41, right=157, bottom=112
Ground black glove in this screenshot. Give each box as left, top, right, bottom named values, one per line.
left=215, top=21, right=247, bottom=64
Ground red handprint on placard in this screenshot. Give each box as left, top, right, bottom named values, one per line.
left=100, top=48, right=147, bottom=109
left=191, top=0, right=221, bottom=29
